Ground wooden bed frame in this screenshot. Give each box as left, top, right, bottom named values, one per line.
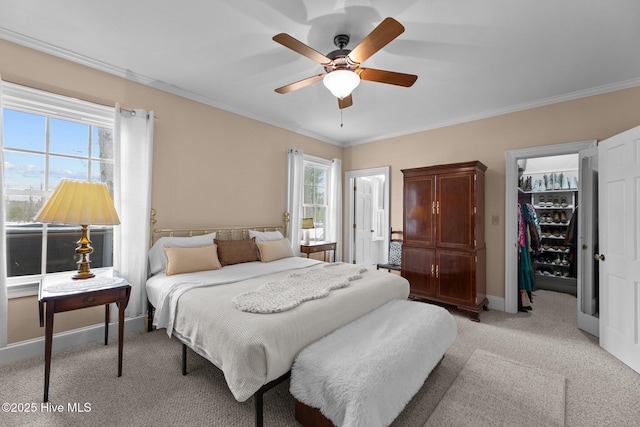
left=146, top=209, right=291, bottom=427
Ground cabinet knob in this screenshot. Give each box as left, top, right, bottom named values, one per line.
left=594, top=254, right=605, bottom=261
left=83, top=296, right=96, bottom=304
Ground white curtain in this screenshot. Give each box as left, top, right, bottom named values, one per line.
left=114, top=105, right=154, bottom=317
left=287, top=148, right=304, bottom=255
left=0, top=78, right=7, bottom=347
left=328, top=158, right=342, bottom=261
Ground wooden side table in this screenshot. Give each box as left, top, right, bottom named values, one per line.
left=38, top=274, right=131, bottom=402
left=300, top=241, right=337, bottom=262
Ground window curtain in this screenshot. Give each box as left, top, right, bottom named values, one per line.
left=328, top=158, right=342, bottom=261
left=113, top=105, right=154, bottom=317
left=0, top=78, right=7, bottom=347
left=287, top=148, right=304, bottom=256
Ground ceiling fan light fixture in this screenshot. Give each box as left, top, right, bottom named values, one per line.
left=323, top=70, right=360, bottom=99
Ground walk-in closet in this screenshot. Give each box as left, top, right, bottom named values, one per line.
left=517, top=154, right=579, bottom=311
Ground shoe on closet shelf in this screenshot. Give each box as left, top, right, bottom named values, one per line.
left=552, top=211, right=561, bottom=223
left=544, top=174, right=552, bottom=191
left=538, top=196, right=546, bottom=207
left=560, top=196, right=568, bottom=207
left=560, top=173, right=569, bottom=190
left=553, top=172, right=561, bottom=190
left=552, top=198, right=560, bottom=207
left=569, top=176, right=578, bottom=189
left=560, top=211, right=568, bottom=223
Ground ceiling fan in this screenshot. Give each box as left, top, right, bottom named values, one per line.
left=273, top=17, right=418, bottom=109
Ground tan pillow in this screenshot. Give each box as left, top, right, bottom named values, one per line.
left=256, top=238, right=294, bottom=263
left=215, top=238, right=259, bottom=266
left=164, top=245, right=222, bottom=276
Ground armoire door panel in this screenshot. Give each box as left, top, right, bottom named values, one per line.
left=436, top=250, right=475, bottom=305
left=403, top=176, right=435, bottom=247
left=401, top=246, right=435, bottom=298
left=437, top=173, right=474, bottom=249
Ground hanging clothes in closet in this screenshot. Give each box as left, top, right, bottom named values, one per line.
left=518, top=201, right=541, bottom=311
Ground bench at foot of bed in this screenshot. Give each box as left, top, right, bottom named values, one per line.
left=290, top=299, right=457, bottom=427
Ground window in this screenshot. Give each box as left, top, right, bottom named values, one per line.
left=303, top=158, right=330, bottom=241
left=2, top=83, right=115, bottom=286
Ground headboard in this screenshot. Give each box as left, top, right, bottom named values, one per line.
left=149, top=209, right=290, bottom=247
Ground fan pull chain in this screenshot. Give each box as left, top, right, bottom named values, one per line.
left=340, top=109, right=344, bottom=127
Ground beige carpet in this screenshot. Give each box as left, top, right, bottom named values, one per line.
left=425, top=349, right=566, bottom=426
left=0, top=290, right=638, bottom=426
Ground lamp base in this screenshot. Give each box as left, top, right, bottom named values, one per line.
left=72, top=224, right=95, bottom=280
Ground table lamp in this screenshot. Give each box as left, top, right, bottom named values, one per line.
left=302, top=217, right=314, bottom=245
left=34, top=179, right=121, bottom=280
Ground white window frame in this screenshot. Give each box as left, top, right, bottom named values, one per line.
left=2, top=83, right=115, bottom=296
left=303, top=155, right=331, bottom=242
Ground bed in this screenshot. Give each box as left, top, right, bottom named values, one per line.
left=146, top=211, right=410, bottom=426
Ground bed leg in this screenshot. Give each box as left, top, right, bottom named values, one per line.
left=182, top=343, right=187, bottom=375
left=146, top=300, right=154, bottom=332
left=255, top=390, right=264, bottom=427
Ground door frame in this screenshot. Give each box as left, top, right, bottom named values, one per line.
left=344, top=167, right=390, bottom=264
left=504, top=140, right=596, bottom=313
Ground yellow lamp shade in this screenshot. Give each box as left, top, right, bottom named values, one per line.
left=35, top=179, right=120, bottom=226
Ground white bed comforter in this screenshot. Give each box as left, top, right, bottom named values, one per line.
left=146, top=258, right=410, bottom=402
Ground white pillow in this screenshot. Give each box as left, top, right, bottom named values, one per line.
left=249, top=229, right=284, bottom=242
left=148, top=232, right=216, bottom=275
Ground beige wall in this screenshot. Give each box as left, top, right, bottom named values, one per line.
left=1, top=40, right=340, bottom=343
left=343, top=87, right=640, bottom=298
left=2, top=38, right=640, bottom=342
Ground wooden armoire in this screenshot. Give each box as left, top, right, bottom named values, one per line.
left=401, top=161, right=488, bottom=321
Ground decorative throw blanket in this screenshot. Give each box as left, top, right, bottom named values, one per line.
left=232, top=263, right=367, bottom=313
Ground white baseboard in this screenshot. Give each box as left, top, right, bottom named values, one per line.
left=486, top=295, right=505, bottom=312
left=0, top=316, right=145, bottom=365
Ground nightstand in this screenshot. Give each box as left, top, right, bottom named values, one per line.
left=300, top=241, right=337, bottom=262
left=38, top=273, right=131, bottom=402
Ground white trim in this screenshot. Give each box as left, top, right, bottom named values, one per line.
left=504, top=140, right=596, bottom=313
left=344, top=167, right=390, bottom=265
left=486, top=295, right=505, bottom=312
left=0, top=315, right=145, bottom=365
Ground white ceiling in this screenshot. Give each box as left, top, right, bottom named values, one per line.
left=1, top=0, right=639, bottom=147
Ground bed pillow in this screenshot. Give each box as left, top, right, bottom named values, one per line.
left=249, top=230, right=285, bottom=259
left=148, top=232, right=216, bottom=275
left=215, top=238, right=259, bottom=266
left=256, top=238, right=295, bottom=263
left=164, top=244, right=222, bottom=276
left=249, top=229, right=284, bottom=242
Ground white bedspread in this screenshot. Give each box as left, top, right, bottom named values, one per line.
left=148, top=257, right=323, bottom=335
left=147, top=260, right=410, bottom=402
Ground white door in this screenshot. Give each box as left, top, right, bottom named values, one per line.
left=577, top=147, right=599, bottom=336
left=598, top=125, right=640, bottom=374
left=354, top=177, right=373, bottom=265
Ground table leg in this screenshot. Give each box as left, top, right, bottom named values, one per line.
left=104, top=304, right=110, bottom=345
left=117, top=299, right=125, bottom=377
left=44, top=303, right=54, bottom=402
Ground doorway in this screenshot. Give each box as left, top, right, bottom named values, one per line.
left=505, top=140, right=596, bottom=315
left=344, top=167, right=390, bottom=266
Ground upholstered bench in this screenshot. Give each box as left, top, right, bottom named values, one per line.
left=290, top=299, right=457, bottom=427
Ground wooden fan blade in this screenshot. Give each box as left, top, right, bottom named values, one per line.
left=348, top=17, right=405, bottom=65
left=357, top=68, right=417, bottom=87
left=338, top=94, right=353, bottom=109
left=275, top=73, right=326, bottom=94
left=273, top=33, right=333, bottom=65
